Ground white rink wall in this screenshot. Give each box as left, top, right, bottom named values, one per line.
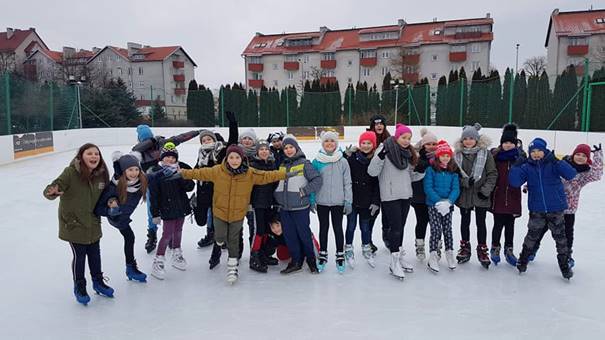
left=1, top=125, right=604, bottom=165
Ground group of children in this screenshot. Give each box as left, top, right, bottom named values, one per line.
left=44, top=112, right=603, bottom=305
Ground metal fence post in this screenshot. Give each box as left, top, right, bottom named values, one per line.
left=459, top=78, right=464, bottom=126
left=5, top=73, right=11, bottom=135
left=49, top=82, right=54, bottom=131
left=424, top=84, right=429, bottom=126
left=580, top=58, right=590, bottom=131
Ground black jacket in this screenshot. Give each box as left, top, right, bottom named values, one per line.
left=250, top=157, right=278, bottom=209
left=346, top=151, right=380, bottom=209
left=411, top=148, right=431, bottom=205
left=132, top=130, right=200, bottom=172
left=150, top=162, right=195, bottom=220
left=271, top=146, right=285, bottom=168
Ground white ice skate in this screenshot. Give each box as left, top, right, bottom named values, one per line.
left=427, top=251, right=440, bottom=273
left=389, top=252, right=405, bottom=280
left=344, top=244, right=356, bottom=269
left=151, top=255, right=166, bottom=280
left=398, top=248, right=414, bottom=273
left=415, top=239, right=426, bottom=261
left=171, top=248, right=187, bottom=271
left=445, top=250, right=457, bottom=270
left=362, top=244, right=376, bottom=268
left=226, top=257, right=239, bottom=284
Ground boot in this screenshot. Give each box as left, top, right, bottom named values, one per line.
left=389, top=252, right=405, bottom=280
left=369, top=241, right=378, bottom=254
left=517, top=246, right=531, bottom=273
left=445, top=250, right=457, bottom=270
left=398, top=248, right=414, bottom=273
left=557, top=254, right=574, bottom=279
left=528, top=245, right=538, bottom=262
left=145, top=229, right=157, bottom=254
left=344, top=244, right=356, bottom=269
left=415, top=239, right=426, bottom=261
left=362, top=244, right=376, bottom=268
left=317, top=251, right=328, bottom=273
left=171, top=248, right=187, bottom=271
left=92, top=274, right=114, bottom=298
left=151, top=255, right=166, bottom=280
left=307, top=257, right=319, bottom=274
left=336, top=252, right=346, bottom=274
left=490, top=245, right=501, bottom=265
left=477, top=244, right=490, bottom=269
left=261, top=251, right=278, bottom=266
left=226, top=258, right=239, bottom=284
left=197, top=230, right=214, bottom=248
left=209, top=242, right=222, bottom=270
left=73, top=279, right=90, bottom=305
left=126, top=260, right=147, bottom=282
left=249, top=251, right=268, bottom=273
left=504, top=247, right=518, bottom=266
left=427, top=251, right=440, bottom=273
left=280, top=261, right=303, bottom=275
left=456, top=240, right=471, bottom=264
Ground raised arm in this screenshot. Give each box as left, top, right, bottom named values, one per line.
left=166, top=130, right=200, bottom=146
left=251, top=168, right=287, bottom=186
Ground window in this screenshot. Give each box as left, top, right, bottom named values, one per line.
left=97, top=58, right=102, bottom=63
left=303, top=55, right=310, bottom=63
left=595, top=18, right=605, bottom=24
left=287, top=71, right=294, bottom=80
left=451, top=45, right=466, bottom=52
left=569, top=37, right=588, bottom=46
left=117, top=67, right=123, bottom=76
left=348, top=77, right=352, bottom=83
left=252, top=72, right=262, bottom=80
left=273, top=80, right=278, bottom=87
left=322, top=53, right=335, bottom=60
left=360, top=50, right=377, bottom=58
left=272, top=64, right=278, bottom=70
left=381, top=67, right=389, bottom=76
left=471, top=44, right=480, bottom=53
left=128, top=67, right=131, bottom=75
left=471, top=61, right=480, bottom=71
left=348, top=60, right=352, bottom=66
left=324, top=70, right=335, bottom=77
left=362, top=68, right=371, bottom=77
left=431, top=73, right=437, bottom=80
left=433, top=29, right=442, bottom=35
left=139, top=81, right=144, bottom=87
left=432, top=55, right=438, bottom=61
left=138, top=67, right=143, bottom=75
left=171, top=95, right=175, bottom=103
left=249, top=56, right=262, bottom=64
left=285, top=54, right=298, bottom=62
left=382, top=51, right=390, bottom=58
left=128, top=81, right=132, bottom=87
left=303, top=71, right=310, bottom=79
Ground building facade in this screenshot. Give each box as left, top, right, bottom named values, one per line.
left=0, top=27, right=47, bottom=74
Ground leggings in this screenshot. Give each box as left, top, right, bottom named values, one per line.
left=156, top=218, right=185, bottom=256
left=460, top=207, right=488, bottom=245
left=381, top=199, right=411, bottom=253
left=317, top=205, right=345, bottom=253
left=119, top=227, right=136, bottom=264
left=69, top=241, right=102, bottom=282
left=428, top=207, right=454, bottom=251
left=491, top=213, right=515, bottom=248
left=412, top=203, right=430, bottom=240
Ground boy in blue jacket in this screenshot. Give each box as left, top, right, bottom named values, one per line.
left=509, top=138, right=577, bottom=279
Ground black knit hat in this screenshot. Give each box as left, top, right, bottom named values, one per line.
left=160, top=142, right=179, bottom=161
left=369, top=114, right=387, bottom=130
left=500, top=123, right=518, bottom=145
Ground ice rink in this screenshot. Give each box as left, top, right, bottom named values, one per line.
left=1, top=140, right=604, bottom=339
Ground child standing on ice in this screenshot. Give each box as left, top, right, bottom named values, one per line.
left=149, top=143, right=195, bottom=280
left=43, top=143, right=114, bottom=305
left=344, top=131, right=380, bottom=268
left=179, top=145, right=287, bottom=283
left=368, top=123, right=424, bottom=280
left=423, top=140, right=460, bottom=272
left=530, top=143, right=602, bottom=267
left=510, top=138, right=577, bottom=279
left=311, top=130, right=353, bottom=273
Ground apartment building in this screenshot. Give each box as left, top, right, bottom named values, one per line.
left=0, top=27, right=47, bottom=73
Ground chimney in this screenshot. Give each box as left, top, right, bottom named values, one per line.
left=486, top=13, right=491, bottom=19
left=398, top=19, right=407, bottom=27
left=552, top=8, right=560, bottom=17
left=320, top=26, right=330, bottom=34
left=29, top=27, right=36, bottom=32
left=62, top=46, right=76, bottom=58
left=127, top=42, right=142, bottom=57
left=433, top=17, right=438, bottom=22
left=6, top=28, right=14, bottom=39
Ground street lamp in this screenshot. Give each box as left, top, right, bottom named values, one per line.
left=68, top=75, right=86, bottom=129
left=391, top=79, right=404, bottom=124
left=515, top=44, right=520, bottom=74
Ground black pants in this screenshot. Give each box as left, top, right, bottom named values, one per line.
left=534, top=213, right=575, bottom=254
left=491, top=213, right=515, bottom=248
left=317, top=205, right=344, bottom=253
left=382, top=199, right=411, bottom=253
left=412, top=203, right=429, bottom=240
left=460, top=207, right=488, bottom=245
left=69, top=241, right=102, bottom=282
left=254, top=208, right=273, bottom=236
left=119, top=227, right=136, bottom=265
left=369, top=206, right=389, bottom=245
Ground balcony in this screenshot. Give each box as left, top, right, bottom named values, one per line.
left=402, top=72, right=419, bottom=84
left=449, top=52, right=467, bottom=62
left=319, top=76, right=337, bottom=85
left=172, top=61, right=184, bottom=69
left=320, top=59, right=337, bottom=69
left=454, top=32, right=482, bottom=40
left=568, top=45, right=589, bottom=56
left=402, top=54, right=420, bottom=65
left=174, top=88, right=186, bottom=96
left=248, top=79, right=264, bottom=88
left=284, top=61, right=299, bottom=70
left=248, top=63, right=264, bottom=72
left=360, top=57, right=377, bottom=67
left=173, top=74, right=185, bottom=82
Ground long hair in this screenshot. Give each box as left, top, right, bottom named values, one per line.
left=116, top=171, right=148, bottom=204
left=432, top=156, right=458, bottom=173
left=75, top=143, right=109, bottom=185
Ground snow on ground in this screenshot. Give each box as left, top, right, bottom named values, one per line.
left=1, top=140, right=604, bottom=340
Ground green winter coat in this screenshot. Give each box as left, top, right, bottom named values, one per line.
left=43, top=158, right=108, bottom=244
left=454, top=135, right=498, bottom=209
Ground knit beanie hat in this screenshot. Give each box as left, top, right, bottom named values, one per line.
left=199, top=129, right=217, bottom=143
left=461, top=123, right=482, bottom=141
left=417, top=127, right=438, bottom=148
left=434, top=140, right=454, bottom=159
left=369, top=114, right=387, bottom=130
left=267, top=131, right=285, bottom=142
left=226, top=144, right=245, bottom=159
left=500, top=123, right=518, bottom=145
left=394, top=123, right=413, bottom=140
left=111, top=151, right=141, bottom=177
left=358, top=131, right=377, bottom=149
left=160, top=142, right=179, bottom=161
left=136, top=125, right=153, bottom=142
left=320, top=130, right=339, bottom=146
left=528, top=138, right=548, bottom=154
left=239, top=129, right=258, bottom=144
left=572, top=144, right=592, bottom=165
left=256, top=140, right=271, bottom=153
left=282, top=134, right=300, bottom=151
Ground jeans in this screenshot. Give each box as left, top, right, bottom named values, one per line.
left=345, top=207, right=372, bottom=246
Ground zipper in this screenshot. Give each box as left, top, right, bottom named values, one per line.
left=504, top=161, right=510, bottom=207
left=538, top=161, right=548, bottom=212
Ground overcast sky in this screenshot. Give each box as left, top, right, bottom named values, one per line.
left=2, top=0, right=597, bottom=88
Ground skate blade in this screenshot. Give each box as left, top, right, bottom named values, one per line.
left=403, top=268, right=414, bottom=273
left=427, top=265, right=439, bottom=274
left=367, top=261, right=376, bottom=268
left=389, top=269, right=405, bottom=280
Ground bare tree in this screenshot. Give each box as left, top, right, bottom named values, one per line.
left=0, top=52, right=16, bottom=73
left=523, top=56, right=547, bottom=77
left=389, top=46, right=419, bottom=81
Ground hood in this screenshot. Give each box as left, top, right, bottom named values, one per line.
left=454, top=134, right=492, bottom=152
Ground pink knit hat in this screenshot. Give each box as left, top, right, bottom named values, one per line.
left=394, top=123, right=412, bottom=139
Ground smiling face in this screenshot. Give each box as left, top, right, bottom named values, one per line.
left=271, top=139, right=283, bottom=150
left=162, top=155, right=177, bottom=165
left=397, top=133, right=412, bottom=148
left=573, top=153, right=588, bottom=165
left=124, top=166, right=140, bottom=181
left=323, top=139, right=337, bottom=154
left=501, top=141, right=515, bottom=151
left=258, top=147, right=271, bottom=160
left=463, top=137, right=477, bottom=148
left=439, top=154, right=451, bottom=166
left=241, top=136, right=255, bottom=147
left=227, top=153, right=242, bottom=169
left=530, top=149, right=545, bottom=160
left=374, top=122, right=385, bottom=134
left=424, top=141, right=438, bottom=153
left=201, top=135, right=215, bottom=145
left=284, top=144, right=297, bottom=157
left=81, top=147, right=100, bottom=170
left=270, top=221, right=283, bottom=236
left=359, top=140, right=374, bottom=153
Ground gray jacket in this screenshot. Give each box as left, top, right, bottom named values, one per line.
left=274, top=151, right=323, bottom=211
left=312, top=157, right=352, bottom=207
left=368, top=144, right=424, bottom=202
left=453, top=135, right=498, bottom=209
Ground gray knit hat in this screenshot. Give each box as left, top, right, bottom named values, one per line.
left=319, top=130, right=339, bottom=148
left=239, top=128, right=258, bottom=143
left=461, top=123, right=482, bottom=141
left=282, top=134, right=300, bottom=151
left=199, top=129, right=217, bottom=143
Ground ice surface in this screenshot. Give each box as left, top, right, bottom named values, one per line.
left=1, top=141, right=604, bottom=339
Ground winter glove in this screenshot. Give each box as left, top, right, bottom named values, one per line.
left=477, top=191, right=489, bottom=200
left=310, top=203, right=317, bottom=214
left=108, top=206, right=121, bottom=217
left=468, top=177, right=475, bottom=187
left=225, top=111, right=237, bottom=124
left=369, top=204, right=380, bottom=217
left=344, top=144, right=358, bottom=157
left=435, top=200, right=452, bottom=216
left=377, top=145, right=388, bottom=160
left=152, top=217, right=162, bottom=225
left=593, top=143, right=602, bottom=153
left=45, top=184, right=64, bottom=198
left=343, top=201, right=353, bottom=215
left=161, top=165, right=178, bottom=177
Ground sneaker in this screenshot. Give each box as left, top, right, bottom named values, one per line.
left=171, top=248, right=187, bottom=271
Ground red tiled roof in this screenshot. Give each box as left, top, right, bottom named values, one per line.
left=545, top=9, right=605, bottom=46
left=134, top=46, right=180, bottom=61
left=0, top=28, right=38, bottom=52
left=46, top=50, right=63, bottom=62
left=242, top=17, right=493, bottom=56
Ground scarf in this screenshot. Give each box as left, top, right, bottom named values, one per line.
left=315, top=149, right=343, bottom=164
left=355, top=150, right=371, bottom=166
left=496, top=148, right=520, bottom=162
left=111, top=177, right=142, bottom=193
left=564, top=156, right=590, bottom=173
left=197, top=141, right=225, bottom=167
left=239, top=143, right=257, bottom=160
left=455, top=146, right=488, bottom=181
left=227, top=162, right=249, bottom=175
left=384, top=137, right=411, bottom=170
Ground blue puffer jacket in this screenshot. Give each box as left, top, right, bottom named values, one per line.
left=423, top=166, right=460, bottom=207
left=509, top=151, right=577, bottom=213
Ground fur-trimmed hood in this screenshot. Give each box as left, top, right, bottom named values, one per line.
left=454, top=134, right=492, bottom=153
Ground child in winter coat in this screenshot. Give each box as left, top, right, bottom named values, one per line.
left=131, top=125, right=200, bottom=253
left=368, top=123, right=424, bottom=280
left=239, top=128, right=259, bottom=248
left=367, top=114, right=391, bottom=251
left=424, top=140, right=460, bottom=272
left=274, top=135, right=323, bottom=275
left=489, top=124, right=525, bottom=267
left=344, top=131, right=380, bottom=268
left=261, top=211, right=321, bottom=266
left=411, top=128, right=439, bottom=260
left=268, top=131, right=286, bottom=167
left=453, top=123, right=498, bottom=269
left=249, top=140, right=280, bottom=273
left=510, top=138, right=577, bottom=279
left=311, top=130, right=353, bottom=273
left=180, top=145, right=287, bottom=283
left=192, top=111, right=238, bottom=250
left=43, top=143, right=113, bottom=305
left=149, top=143, right=195, bottom=280
left=531, top=143, right=603, bottom=267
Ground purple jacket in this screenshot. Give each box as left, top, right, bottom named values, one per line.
left=490, top=148, right=522, bottom=216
